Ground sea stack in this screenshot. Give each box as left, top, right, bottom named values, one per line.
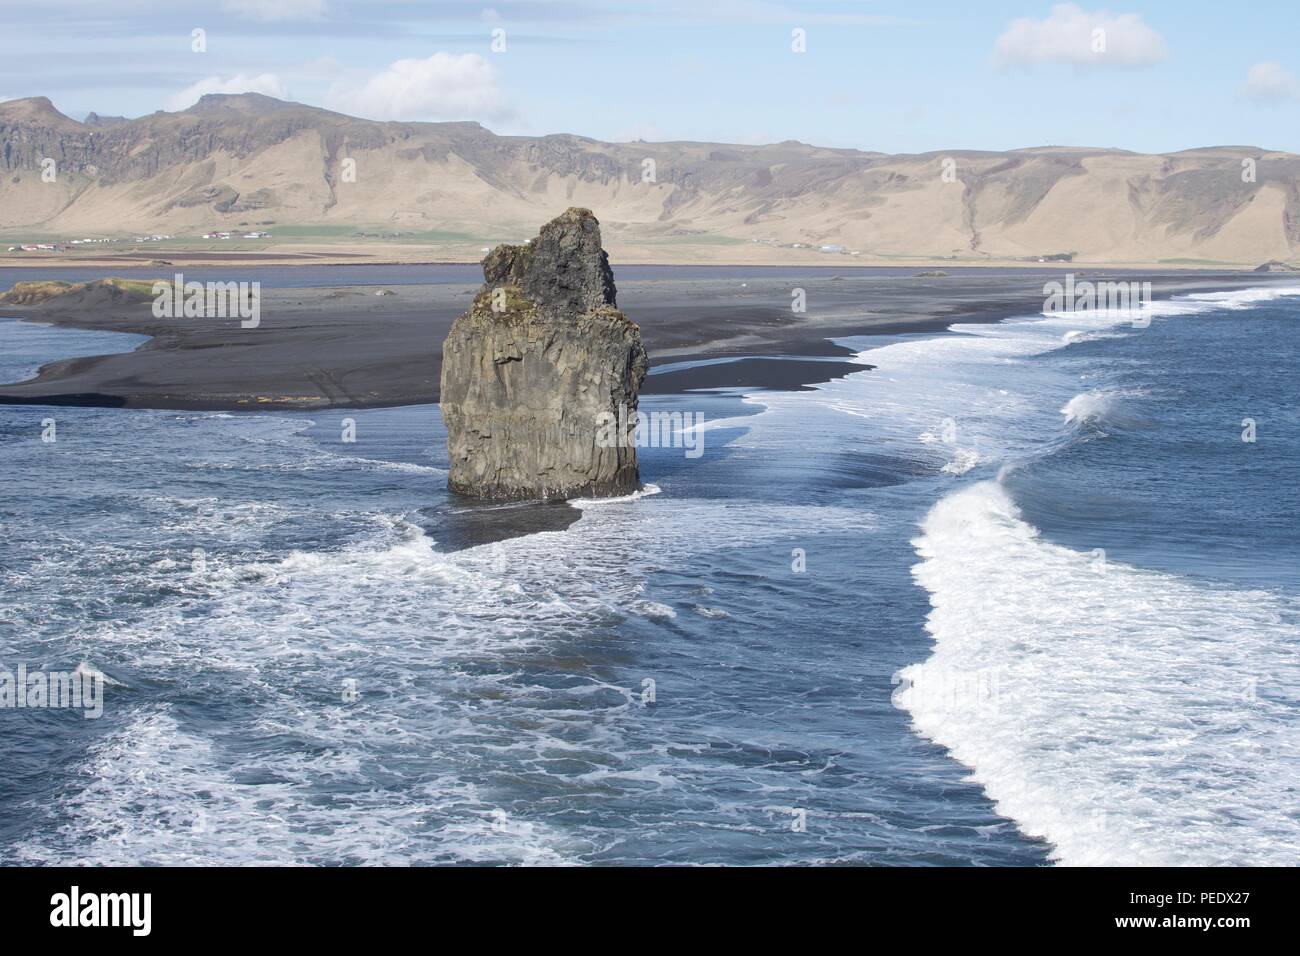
left=440, top=208, right=648, bottom=500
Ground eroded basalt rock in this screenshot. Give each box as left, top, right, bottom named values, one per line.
left=440, top=208, right=648, bottom=500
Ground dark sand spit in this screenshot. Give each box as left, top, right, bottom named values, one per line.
left=0, top=269, right=1289, bottom=411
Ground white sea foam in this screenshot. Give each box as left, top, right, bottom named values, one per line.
left=332, top=455, right=446, bottom=475
left=722, top=307, right=1093, bottom=475
left=1186, top=285, right=1300, bottom=309
left=897, top=480, right=1300, bottom=866
left=14, top=462, right=881, bottom=864
left=735, top=285, right=1279, bottom=475
left=735, top=282, right=1300, bottom=864
left=13, top=706, right=579, bottom=866
left=73, top=661, right=125, bottom=688
left=1062, top=329, right=1126, bottom=345
left=1046, top=284, right=1300, bottom=327
left=940, top=448, right=981, bottom=476
left=632, top=600, right=677, bottom=620
left=569, top=483, right=662, bottom=508
left=1060, top=390, right=1116, bottom=425
left=690, top=604, right=730, bottom=619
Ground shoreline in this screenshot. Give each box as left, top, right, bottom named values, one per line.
left=1, top=250, right=1288, bottom=271
left=0, top=270, right=1294, bottom=412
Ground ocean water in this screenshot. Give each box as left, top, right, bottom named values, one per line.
left=0, top=285, right=1297, bottom=866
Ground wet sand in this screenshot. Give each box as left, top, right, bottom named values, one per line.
left=0, top=269, right=1287, bottom=410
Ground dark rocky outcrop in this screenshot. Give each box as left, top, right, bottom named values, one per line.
left=440, top=208, right=648, bottom=500
left=1253, top=260, right=1299, bottom=272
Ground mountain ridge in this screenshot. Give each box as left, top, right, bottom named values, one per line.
left=2, top=93, right=1297, bottom=266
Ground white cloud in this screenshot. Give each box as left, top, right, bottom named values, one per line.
left=166, top=74, right=290, bottom=111
left=994, top=4, right=1167, bottom=68
left=327, top=53, right=506, bottom=122
left=1242, top=61, right=1300, bottom=104
left=221, top=0, right=327, bottom=22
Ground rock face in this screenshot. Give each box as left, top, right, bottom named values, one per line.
left=440, top=208, right=648, bottom=500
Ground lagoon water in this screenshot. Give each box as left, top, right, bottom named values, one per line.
left=1, top=286, right=1297, bottom=865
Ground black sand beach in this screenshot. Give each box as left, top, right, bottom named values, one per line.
left=0, top=268, right=1288, bottom=410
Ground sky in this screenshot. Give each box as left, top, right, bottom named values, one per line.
left=1, top=0, right=1298, bottom=153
